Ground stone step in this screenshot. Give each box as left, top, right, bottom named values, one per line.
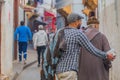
left=0, top=74, right=9, bottom=80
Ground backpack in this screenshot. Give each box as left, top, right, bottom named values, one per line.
left=40, top=28, right=66, bottom=80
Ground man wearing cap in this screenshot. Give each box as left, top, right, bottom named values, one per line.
left=33, top=25, right=48, bottom=67
left=55, top=13, right=115, bottom=80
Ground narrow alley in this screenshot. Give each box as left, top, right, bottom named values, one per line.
left=0, top=0, right=120, bottom=80
left=12, top=44, right=39, bottom=80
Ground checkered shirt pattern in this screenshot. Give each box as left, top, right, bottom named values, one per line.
left=56, top=28, right=107, bottom=74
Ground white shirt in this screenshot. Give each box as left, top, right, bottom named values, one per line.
left=33, top=30, right=48, bottom=49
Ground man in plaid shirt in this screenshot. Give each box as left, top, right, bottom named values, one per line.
left=56, top=13, right=115, bottom=80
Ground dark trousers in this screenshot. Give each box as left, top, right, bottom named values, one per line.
left=18, top=42, right=28, bottom=61
left=37, top=46, right=46, bottom=64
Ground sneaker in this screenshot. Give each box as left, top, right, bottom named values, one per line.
left=24, top=60, right=26, bottom=65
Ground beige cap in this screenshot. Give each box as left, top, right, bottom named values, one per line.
left=38, top=25, right=43, bottom=29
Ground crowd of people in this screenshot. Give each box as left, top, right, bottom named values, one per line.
left=14, top=13, right=116, bottom=80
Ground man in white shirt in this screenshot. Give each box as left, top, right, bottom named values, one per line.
left=33, top=25, right=48, bottom=67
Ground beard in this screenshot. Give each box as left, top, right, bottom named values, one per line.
left=77, top=24, right=81, bottom=29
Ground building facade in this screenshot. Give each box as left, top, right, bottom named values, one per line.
left=98, top=0, right=120, bottom=80
left=82, top=0, right=120, bottom=80
left=0, top=0, right=14, bottom=78
left=72, top=0, right=87, bottom=27
left=0, top=0, right=24, bottom=79
left=56, top=0, right=86, bottom=29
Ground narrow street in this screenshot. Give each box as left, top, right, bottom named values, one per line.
left=16, top=63, right=40, bottom=80
left=0, top=0, right=120, bottom=80
left=13, top=44, right=41, bottom=80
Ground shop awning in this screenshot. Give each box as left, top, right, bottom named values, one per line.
left=44, top=11, right=55, bottom=17
left=44, top=11, right=56, bottom=31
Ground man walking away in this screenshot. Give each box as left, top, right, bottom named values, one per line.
left=78, top=17, right=112, bottom=80
left=33, top=25, right=48, bottom=67
left=14, top=21, right=32, bottom=64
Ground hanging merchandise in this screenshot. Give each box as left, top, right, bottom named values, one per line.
left=44, top=11, right=56, bottom=33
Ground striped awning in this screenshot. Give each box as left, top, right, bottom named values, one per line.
left=55, top=0, right=72, bottom=9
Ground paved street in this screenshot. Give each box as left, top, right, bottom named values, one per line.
left=13, top=44, right=37, bottom=73
left=16, top=63, right=40, bottom=80
left=13, top=44, right=41, bottom=80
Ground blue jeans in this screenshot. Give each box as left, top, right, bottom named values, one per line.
left=18, top=42, right=27, bottom=62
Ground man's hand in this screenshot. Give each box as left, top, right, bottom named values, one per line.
left=107, top=53, right=116, bottom=61
left=107, top=49, right=116, bottom=61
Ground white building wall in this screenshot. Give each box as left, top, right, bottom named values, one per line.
left=19, top=7, right=24, bottom=24
left=1, top=0, right=14, bottom=76
left=98, top=0, right=120, bottom=80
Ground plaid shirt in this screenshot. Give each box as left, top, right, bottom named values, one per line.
left=56, top=28, right=107, bottom=74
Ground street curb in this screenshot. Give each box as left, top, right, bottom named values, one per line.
left=23, top=60, right=37, bottom=70
left=12, top=72, right=19, bottom=80
left=13, top=60, right=37, bottom=80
